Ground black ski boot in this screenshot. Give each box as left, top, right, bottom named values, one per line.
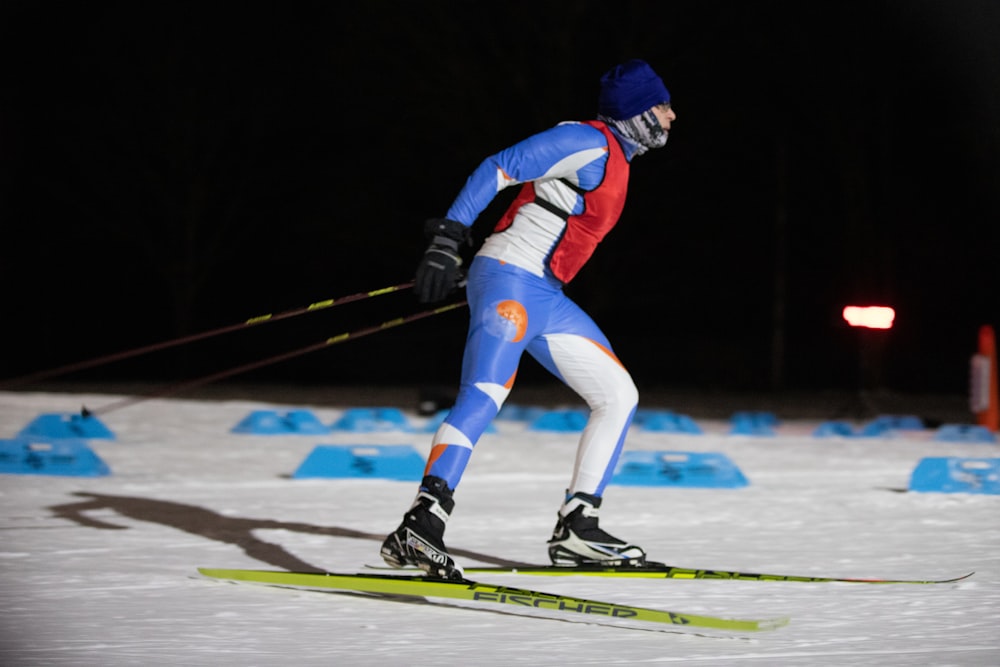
left=547, top=491, right=646, bottom=566
left=381, top=475, right=463, bottom=580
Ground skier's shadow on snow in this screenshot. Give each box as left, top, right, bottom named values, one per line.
left=46, top=492, right=707, bottom=636
left=47, top=492, right=519, bottom=572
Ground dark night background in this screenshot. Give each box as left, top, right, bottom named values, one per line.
left=1, top=1, right=997, bottom=405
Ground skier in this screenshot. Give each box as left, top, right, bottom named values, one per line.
left=381, top=59, right=677, bottom=579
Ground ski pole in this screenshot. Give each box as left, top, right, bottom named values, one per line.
left=0, top=282, right=415, bottom=390
left=85, top=300, right=468, bottom=416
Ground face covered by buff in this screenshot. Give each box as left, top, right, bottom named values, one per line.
left=597, top=107, right=669, bottom=155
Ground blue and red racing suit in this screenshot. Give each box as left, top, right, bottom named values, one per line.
left=427, top=120, right=642, bottom=498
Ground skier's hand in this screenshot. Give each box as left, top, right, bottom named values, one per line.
left=415, top=218, right=469, bottom=303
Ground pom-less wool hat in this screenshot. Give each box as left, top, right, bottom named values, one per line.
left=598, top=59, right=671, bottom=120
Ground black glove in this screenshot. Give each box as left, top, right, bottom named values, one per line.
left=414, top=218, right=470, bottom=303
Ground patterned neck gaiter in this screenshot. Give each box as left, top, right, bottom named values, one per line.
left=597, top=109, right=668, bottom=155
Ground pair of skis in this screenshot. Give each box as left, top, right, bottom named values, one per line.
left=198, top=561, right=973, bottom=634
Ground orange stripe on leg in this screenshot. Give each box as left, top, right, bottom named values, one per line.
left=588, top=339, right=626, bottom=370
left=424, top=444, right=449, bottom=475
left=504, top=371, right=517, bottom=390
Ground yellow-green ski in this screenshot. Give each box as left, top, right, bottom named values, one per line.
left=461, top=563, right=975, bottom=584
left=198, top=568, right=789, bottom=633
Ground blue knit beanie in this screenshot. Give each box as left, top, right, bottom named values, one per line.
left=598, top=59, right=671, bottom=120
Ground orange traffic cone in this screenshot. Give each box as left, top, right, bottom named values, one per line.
left=971, top=324, right=999, bottom=432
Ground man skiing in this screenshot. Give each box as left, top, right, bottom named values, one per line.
left=381, top=59, right=677, bottom=579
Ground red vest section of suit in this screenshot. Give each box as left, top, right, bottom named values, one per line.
left=493, top=121, right=629, bottom=284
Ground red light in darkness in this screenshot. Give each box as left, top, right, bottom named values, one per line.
left=843, top=306, right=895, bottom=330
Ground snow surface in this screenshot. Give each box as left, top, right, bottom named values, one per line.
left=1, top=388, right=998, bottom=666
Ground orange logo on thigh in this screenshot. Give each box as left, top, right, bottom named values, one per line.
left=496, top=300, right=528, bottom=342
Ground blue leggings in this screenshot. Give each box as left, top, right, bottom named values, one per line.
left=425, top=256, right=638, bottom=497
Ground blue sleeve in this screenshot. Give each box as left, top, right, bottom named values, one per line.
left=444, top=122, right=608, bottom=226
